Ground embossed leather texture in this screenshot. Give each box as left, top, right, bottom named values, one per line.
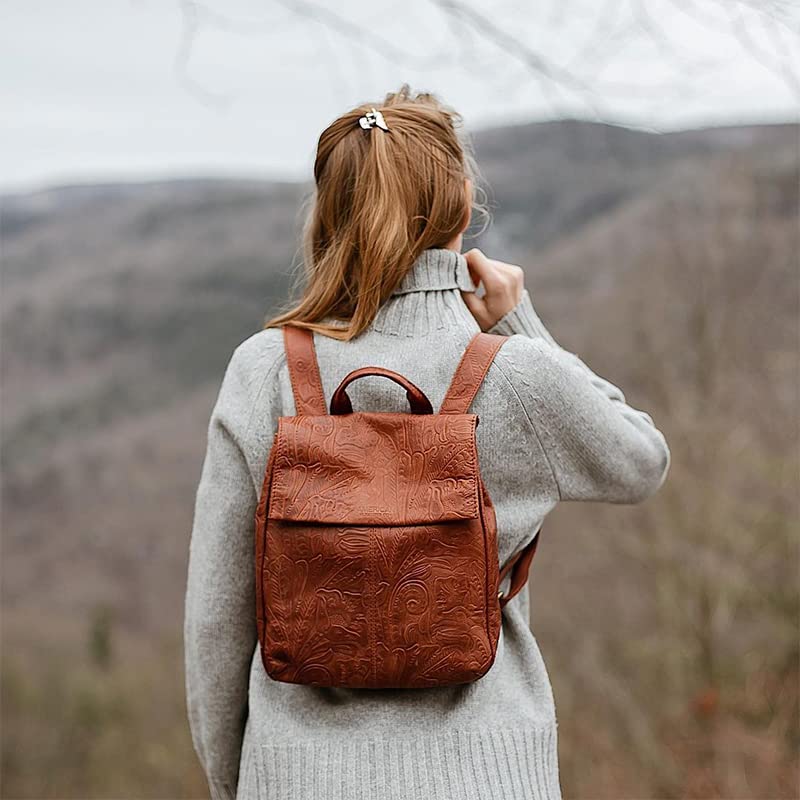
left=253, top=326, right=536, bottom=689
left=269, top=413, right=480, bottom=526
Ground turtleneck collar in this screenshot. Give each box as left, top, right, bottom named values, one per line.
left=391, top=248, right=477, bottom=295
left=318, top=247, right=481, bottom=338
left=370, top=247, right=480, bottom=338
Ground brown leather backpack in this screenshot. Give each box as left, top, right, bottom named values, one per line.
left=254, top=325, right=539, bottom=689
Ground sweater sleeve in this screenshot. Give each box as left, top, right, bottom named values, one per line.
left=184, top=347, right=260, bottom=800
left=488, top=289, right=561, bottom=348
left=491, top=291, right=671, bottom=504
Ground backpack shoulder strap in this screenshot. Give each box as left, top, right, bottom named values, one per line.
left=439, top=332, right=508, bottom=415
left=441, top=331, right=539, bottom=606
left=499, top=532, right=540, bottom=608
left=283, top=325, right=327, bottom=416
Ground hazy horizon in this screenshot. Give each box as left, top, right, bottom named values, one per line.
left=4, top=114, right=797, bottom=197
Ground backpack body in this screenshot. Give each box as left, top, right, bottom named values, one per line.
left=254, top=326, right=537, bottom=690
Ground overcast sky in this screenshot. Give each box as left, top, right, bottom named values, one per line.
left=2, top=0, right=798, bottom=192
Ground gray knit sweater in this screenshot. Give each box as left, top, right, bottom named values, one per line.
left=184, top=247, right=670, bottom=800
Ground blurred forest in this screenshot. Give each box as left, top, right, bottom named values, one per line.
left=1, top=118, right=798, bottom=798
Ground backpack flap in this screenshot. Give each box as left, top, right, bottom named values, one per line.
left=267, top=412, right=480, bottom=526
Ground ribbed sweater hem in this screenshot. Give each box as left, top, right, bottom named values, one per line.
left=235, top=725, right=561, bottom=800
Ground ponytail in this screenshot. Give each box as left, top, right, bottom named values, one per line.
left=266, top=85, right=484, bottom=340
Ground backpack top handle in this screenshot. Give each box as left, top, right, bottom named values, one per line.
left=330, top=367, right=434, bottom=415
left=283, top=326, right=434, bottom=416
left=283, top=325, right=509, bottom=418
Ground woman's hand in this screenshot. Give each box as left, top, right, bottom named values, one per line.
left=460, top=248, right=525, bottom=331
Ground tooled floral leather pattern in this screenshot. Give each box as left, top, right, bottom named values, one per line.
left=439, top=332, right=507, bottom=414
left=282, top=326, right=327, bottom=415
left=254, top=414, right=502, bottom=689
left=253, top=326, right=510, bottom=689
left=268, top=413, right=480, bottom=526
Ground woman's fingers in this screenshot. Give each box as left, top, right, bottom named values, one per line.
left=462, top=248, right=525, bottom=329
left=461, top=289, right=493, bottom=330
left=464, top=249, right=506, bottom=293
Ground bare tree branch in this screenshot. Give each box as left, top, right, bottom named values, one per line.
left=174, top=0, right=231, bottom=107
left=274, top=0, right=452, bottom=70
left=726, top=1, right=800, bottom=97
left=174, top=0, right=296, bottom=106
left=171, top=0, right=800, bottom=116
left=430, top=0, right=590, bottom=92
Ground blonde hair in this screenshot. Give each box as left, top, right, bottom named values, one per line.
left=265, top=85, right=486, bottom=340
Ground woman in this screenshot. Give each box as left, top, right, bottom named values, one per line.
left=184, top=86, right=670, bottom=800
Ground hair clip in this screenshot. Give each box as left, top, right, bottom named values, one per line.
left=358, top=108, right=390, bottom=132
